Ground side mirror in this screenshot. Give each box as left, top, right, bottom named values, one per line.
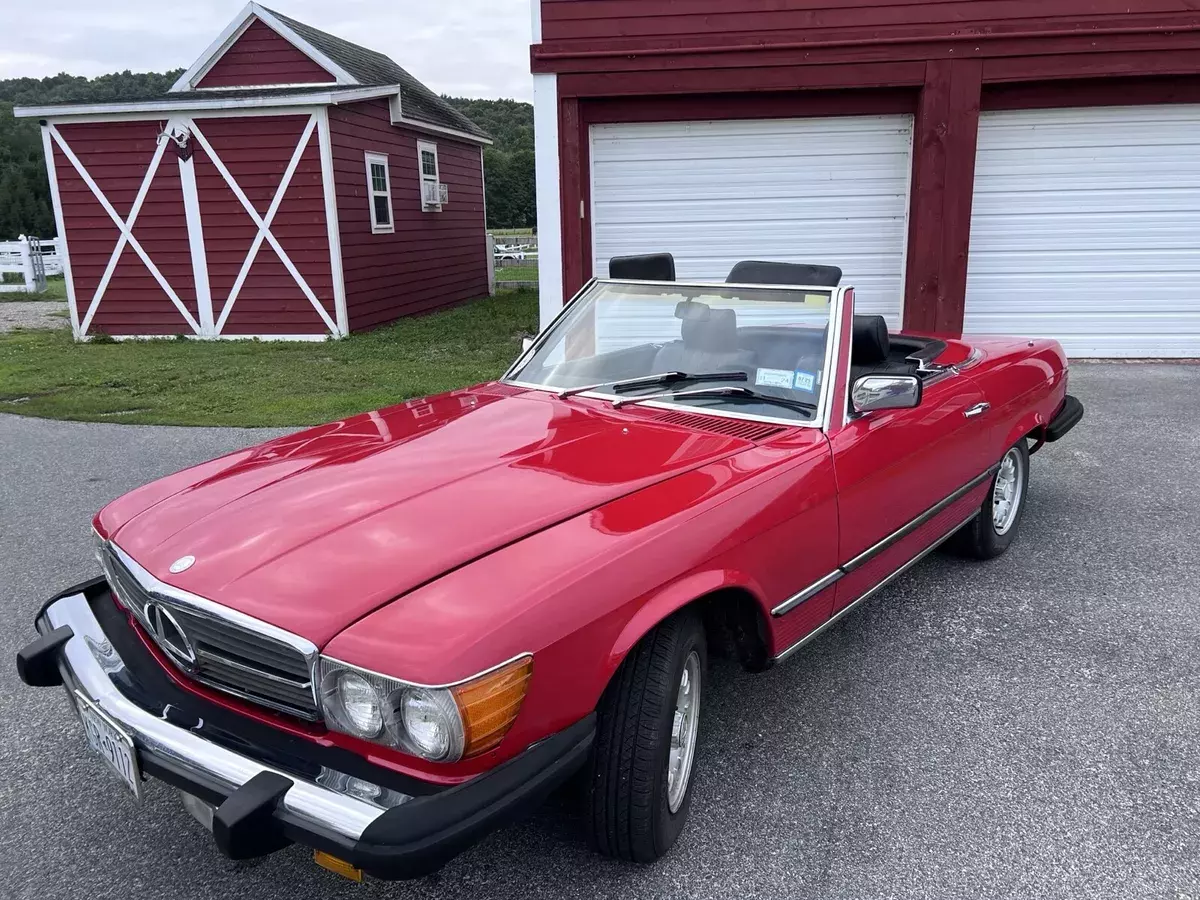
left=852, top=375, right=922, bottom=414
left=521, top=337, right=534, bottom=353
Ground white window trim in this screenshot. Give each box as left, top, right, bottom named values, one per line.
left=418, top=140, right=441, bottom=212
left=365, top=151, right=394, bottom=235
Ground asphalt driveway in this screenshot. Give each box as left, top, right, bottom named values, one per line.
left=1, top=363, right=1197, bottom=899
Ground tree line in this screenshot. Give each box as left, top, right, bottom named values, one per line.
left=0, top=71, right=535, bottom=241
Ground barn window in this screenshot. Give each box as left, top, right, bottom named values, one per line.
left=417, top=140, right=442, bottom=211
left=364, top=152, right=394, bottom=234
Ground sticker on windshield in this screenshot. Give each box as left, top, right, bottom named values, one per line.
left=755, top=368, right=796, bottom=390
left=793, top=371, right=817, bottom=392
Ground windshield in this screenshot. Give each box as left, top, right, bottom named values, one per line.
left=507, top=280, right=837, bottom=423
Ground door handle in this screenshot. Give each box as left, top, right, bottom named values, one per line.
left=964, top=402, right=991, bottom=419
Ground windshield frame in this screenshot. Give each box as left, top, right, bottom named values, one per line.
left=503, top=278, right=851, bottom=431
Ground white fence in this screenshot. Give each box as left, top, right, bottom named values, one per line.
left=0, top=235, right=62, bottom=292
left=491, top=233, right=539, bottom=267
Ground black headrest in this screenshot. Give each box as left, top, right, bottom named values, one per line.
left=609, top=253, right=676, bottom=281
left=683, top=308, right=737, bottom=352
left=851, top=315, right=890, bottom=364
left=726, top=261, right=842, bottom=287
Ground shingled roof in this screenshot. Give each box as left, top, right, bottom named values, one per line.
left=261, top=7, right=489, bottom=140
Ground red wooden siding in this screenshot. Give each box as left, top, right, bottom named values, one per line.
left=537, top=0, right=1200, bottom=334
left=538, top=0, right=1200, bottom=58
left=54, top=121, right=198, bottom=336
left=329, top=99, right=488, bottom=331
left=192, top=115, right=334, bottom=335
left=197, top=19, right=335, bottom=88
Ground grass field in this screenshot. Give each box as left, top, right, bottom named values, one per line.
left=0, top=290, right=538, bottom=427
left=0, top=274, right=68, bottom=302
left=497, top=265, right=539, bottom=283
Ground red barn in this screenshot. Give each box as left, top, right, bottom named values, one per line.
left=531, top=1, right=1200, bottom=358
left=17, top=3, right=491, bottom=340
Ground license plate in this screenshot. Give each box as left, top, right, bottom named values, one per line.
left=74, top=691, right=142, bottom=799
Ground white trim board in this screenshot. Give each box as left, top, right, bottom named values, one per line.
left=170, top=2, right=358, bottom=93
left=317, top=107, right=350, bottom=335
left=389, top=109, right=493, bottom=146
left=530, top=0, right=543, bottom=44
left=532, top=73, right=562, bottom=330
left=15, top=87, right=400, bottom=120
left=41, top=125, right=81, bottom=337
left=95, top=333, right=334, bottom=343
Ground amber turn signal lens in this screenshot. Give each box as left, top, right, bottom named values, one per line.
left=452, top=656, right=533, bottom=758
left=313, top=850, right=363, bottom=882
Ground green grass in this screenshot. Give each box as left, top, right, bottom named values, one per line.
left=490, top=228, right=534, bottom=237
left=497, top=265, right=539, bottom=283
left=0, top=274, right=68, bottom=302
left=0, top=290, right=538, bottom=427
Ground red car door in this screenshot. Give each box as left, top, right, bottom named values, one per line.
left=826, top=336, right=990, bottom=615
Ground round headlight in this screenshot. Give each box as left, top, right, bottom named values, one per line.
left=400, top=688, right=463, bottom=761
left=336, top=672, right=383, bottom=738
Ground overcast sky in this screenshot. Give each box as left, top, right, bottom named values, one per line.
left=0, top=0, right=535, bottom=101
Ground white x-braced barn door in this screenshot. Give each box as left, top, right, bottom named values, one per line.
left=47, top=111, right=344, bottom=339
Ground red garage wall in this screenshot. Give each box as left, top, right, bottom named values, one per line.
left=53, top=120, right=199, bottom=336
left=534, top=0, right=1200, bottom=335
left=191, top=114, right=336, bottom=335
left=539, top=0, right=1200, bottom=48
left=328, top=98, right=488, bottom=331
left=197, top=19, right=335, bottom=88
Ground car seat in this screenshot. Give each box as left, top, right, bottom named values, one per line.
left=653, top=307, right=757, bottom=374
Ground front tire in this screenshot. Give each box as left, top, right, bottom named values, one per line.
left=585, top=609, right=706, bottom=863
left=952, top=439, right=1030, bottom=559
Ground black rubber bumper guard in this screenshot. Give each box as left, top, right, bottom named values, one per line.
left=16, top=578, right=596, bottom=881
left=1046, top=394, right=1084, bottom=443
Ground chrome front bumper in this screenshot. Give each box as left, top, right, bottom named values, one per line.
left=37, top=589, right=394, bottom=842
left=20, top=582, right=595, bottom=879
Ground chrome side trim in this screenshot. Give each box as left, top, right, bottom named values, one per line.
left=821, top=285, right=852, bottom=433
left=771, top=569, right=844, bottom=618
left=825, top=285, right=854, bottom=434
left=773, top=510, right=979, bottom=663
left=771, top=463, right=1000, bottom=620
left=841, top=464, right=999, bottom=574
left=41, top=592, right=388, bottom=840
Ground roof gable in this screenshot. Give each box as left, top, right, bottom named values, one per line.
left=196, top=18, right=336, bottom=89
left=171, top=3, right=358, bottom=92
left=168, top=2, right=488, bottom=140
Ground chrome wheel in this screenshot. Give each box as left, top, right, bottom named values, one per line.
left=992, top=447, right=1025, bottom=535
left=666, top=651, right=701, bottom=814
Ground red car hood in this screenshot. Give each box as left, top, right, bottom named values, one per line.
left=101, top=387, right=749, bottom=646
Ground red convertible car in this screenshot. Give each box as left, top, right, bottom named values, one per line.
left=18, top=257, right=1082, bottom=881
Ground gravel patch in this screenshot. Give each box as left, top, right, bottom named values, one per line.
left=0, top=301, right=69, bottom=332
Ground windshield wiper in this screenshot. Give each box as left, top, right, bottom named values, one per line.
left=557, top=370, right=747, bottom=399
left=612, top=386, right=818, bottom=416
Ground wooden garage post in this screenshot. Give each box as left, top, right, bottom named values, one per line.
left=559, top=96, right=586, bottom=300
left=903, top=59, right=983, bottom=335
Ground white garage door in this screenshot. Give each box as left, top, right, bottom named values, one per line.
left=590, top=116, right=914, bottom=326
left=966, top=105, right=1200, bottom=357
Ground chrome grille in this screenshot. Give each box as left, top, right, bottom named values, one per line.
left=99, top=541, right=320, bottom=720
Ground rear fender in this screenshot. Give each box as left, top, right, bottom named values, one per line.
left=1003, top=409, right=1049, bottom=455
